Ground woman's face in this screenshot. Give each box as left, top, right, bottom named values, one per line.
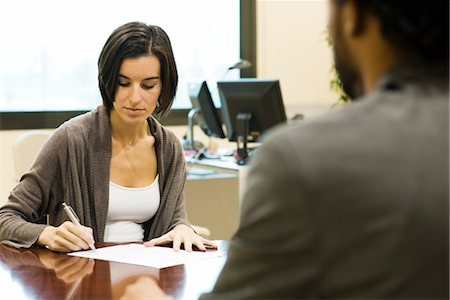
left=112, top=55, right=161, bottom=125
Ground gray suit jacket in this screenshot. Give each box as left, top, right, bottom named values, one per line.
left=201, top=60, right=449, bottom=299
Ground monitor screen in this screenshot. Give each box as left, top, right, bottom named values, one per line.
left=217, top=79, right=287, bottom=142
left=188, top=81, right=226, bottom=139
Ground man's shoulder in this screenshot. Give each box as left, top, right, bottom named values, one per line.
left=262, top=102, right=367, bottom=147
left=261, top=80, right=448, bottom=163
left=258, top=96, right=400, bottom=165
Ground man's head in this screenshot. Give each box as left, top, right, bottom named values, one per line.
left=328, top=0, right=449, bottom=99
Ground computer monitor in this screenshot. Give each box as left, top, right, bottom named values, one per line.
left=188, top=81, right=225, bottom=138
left=217, top=79, right=287, bottom=164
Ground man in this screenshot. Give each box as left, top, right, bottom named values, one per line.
left=201, top=0, right=449, bottom=299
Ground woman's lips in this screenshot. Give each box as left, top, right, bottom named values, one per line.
left=125, top=107, right=145, bottom=116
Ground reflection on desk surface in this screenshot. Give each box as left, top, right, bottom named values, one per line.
left=0, top=245, right=94, bottom=300
left=0, top=241, right=228, bottom=300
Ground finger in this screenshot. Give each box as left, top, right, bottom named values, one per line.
left=183, top=238, right=193, bottom=252
left=144, top=235, right=172, bottom=247
left=201, top=239, right=218, bottom=249
left=39, top=226, right=80, bottom=253
left=192, top=238, right=218, bottom=251
left=192, top=239, right=206, bottom=252
left=47, top=242, right=77, bottom=253
left=52, top=233, right=85, bottom=252
left=48, top=229, right=84, bottom=252
left=55, top=224, right=91, bottom=251
left=172, top=237, right=182, bottom=252
left=66, top=224, right=95, bottom=250
left=62, top=230, right=90, bottom=250
left=80, top=226, right=95, bottom=247
left=66, top=223, right=95, bottom=248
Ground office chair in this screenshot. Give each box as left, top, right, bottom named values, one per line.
left=13, top=130, right=52, bottom=182
left=13, top=130, right=52, bottom=224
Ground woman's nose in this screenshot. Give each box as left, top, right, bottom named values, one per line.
left=129, top=84, right=143, bottom=104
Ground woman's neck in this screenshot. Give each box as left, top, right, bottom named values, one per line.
left=110, top=111, right=150, bottom=146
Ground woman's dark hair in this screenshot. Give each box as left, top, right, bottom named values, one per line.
left=98, top=22, right=178, bottom=117
left=336, top=0, right=449, bottom=62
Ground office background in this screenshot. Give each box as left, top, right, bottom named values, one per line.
left=0, top=0, right=336, bottom=206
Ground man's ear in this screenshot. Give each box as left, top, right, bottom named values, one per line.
left=342, top=0, right=366, bottom=37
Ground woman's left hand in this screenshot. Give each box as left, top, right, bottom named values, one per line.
left=143, top=224, right=217, bottom=251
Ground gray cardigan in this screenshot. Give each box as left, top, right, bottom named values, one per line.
left=0, top=105, right=190, bottom=248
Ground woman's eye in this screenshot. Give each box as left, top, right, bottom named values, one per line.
left=142, top=84, right=155, bottom=90
left=118, top=82, right=130, bottom=87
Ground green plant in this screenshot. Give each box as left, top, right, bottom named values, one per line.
left=329, top=66, right=351, bottom=105
left=324, top=30, right=351, bottom=106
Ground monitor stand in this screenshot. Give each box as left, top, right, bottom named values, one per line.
left=236, top=112, right=252, bottom=165
left=183, top=108, right=205, bottom=151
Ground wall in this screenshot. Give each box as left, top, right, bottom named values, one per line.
left=257, top=0, right=336, bottom=114
left=1, top=0, right=336, bottom=205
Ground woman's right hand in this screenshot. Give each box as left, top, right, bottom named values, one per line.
left=37, top=221, right=95, bottom=253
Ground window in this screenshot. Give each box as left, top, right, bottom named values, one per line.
left=0, top=0, right=256, bottom=128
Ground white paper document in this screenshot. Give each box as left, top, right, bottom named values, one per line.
left=68, top=244, right=223, bottom=269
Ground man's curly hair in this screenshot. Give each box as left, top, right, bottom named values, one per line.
left=336, top=0, right=449, bottom=62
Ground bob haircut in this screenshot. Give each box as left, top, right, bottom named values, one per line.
left=98, top=22, right=178, bottom=117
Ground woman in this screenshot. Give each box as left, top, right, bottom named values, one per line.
left=0, top=22, right=216, bottom=253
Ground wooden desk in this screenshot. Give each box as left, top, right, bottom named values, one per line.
left=187, top=157, right=242, bottom=173
left=0, top=241, right=227, bottom=300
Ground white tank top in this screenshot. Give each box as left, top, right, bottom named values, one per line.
left=104, top=175, right=160, bottom=242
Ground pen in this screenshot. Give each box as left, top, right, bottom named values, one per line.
left=62, top=203, right=96, bottom=251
